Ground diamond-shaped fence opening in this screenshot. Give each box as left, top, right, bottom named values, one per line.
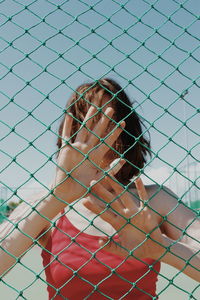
left=0, top=0, right=199, bottom=299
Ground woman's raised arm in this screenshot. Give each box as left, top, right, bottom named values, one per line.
left=0, top=106, right=125, bottom=277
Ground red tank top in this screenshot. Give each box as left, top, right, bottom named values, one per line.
left=41, top=213, right=160, bottom=299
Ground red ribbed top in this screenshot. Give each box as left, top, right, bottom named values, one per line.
left=41, top=213, right=160, bottom=299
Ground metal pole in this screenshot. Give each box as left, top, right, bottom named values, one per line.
left=181, top=90, right=191, bottom=207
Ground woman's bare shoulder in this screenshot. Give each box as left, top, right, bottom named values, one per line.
left=143, top=184, right=197, bottom=227
left=144, top=184, right=176, bottom=197
left=129, top=182, right=178, bottom=215
left=145, top=184, right=178, bottom=213
left=129, top=182, right=177, bottom=200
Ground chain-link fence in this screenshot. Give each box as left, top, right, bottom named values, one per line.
left=0, top=0, right=199, bottom=299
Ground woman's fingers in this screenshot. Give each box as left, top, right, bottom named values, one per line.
left=76, top=106, right=97, bottom=143
left=135, top=178, right=149, bottom=209
left=87, top=107, right=115, bottom=146
left=90, top=180, right=124, bottom=212
left=76, top=106, right=118, bottom=150
left=105, top=176, right=136, bottom=211
left=107, top=158, right=126, bottom=177
left=96, top=121, right=125, bottom=161
left=61, top=113, right=73, bottom=146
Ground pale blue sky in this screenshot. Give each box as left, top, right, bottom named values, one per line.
left=0, top=0, right=199, bottom=203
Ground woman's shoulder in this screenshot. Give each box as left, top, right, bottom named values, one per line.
left=129, top=181, right=177, bottom=198
left=145, top=184, right=177, bottom=198
left=129, top=181, right=178, bottom=215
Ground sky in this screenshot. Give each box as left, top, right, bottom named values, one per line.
left=0, top=0, right=199, bottom=205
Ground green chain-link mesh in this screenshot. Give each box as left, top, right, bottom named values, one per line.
left=0, top=0, right=199, bottom=299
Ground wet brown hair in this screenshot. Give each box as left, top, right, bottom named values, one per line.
left=57, top=78, right=151, bottom=185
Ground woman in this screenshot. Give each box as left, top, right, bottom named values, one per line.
left=42, top=79, right=199, bottom=299
left=1, top=79, right=199, bottom=299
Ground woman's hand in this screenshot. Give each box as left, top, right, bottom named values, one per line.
left=54, top=106, right=125, bottom=204
left=83, top=177, right=165, bottom=261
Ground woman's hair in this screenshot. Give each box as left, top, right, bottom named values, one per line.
left=57, top=78, right=151, bottom=185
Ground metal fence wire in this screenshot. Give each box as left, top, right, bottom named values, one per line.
left=0, top=0, right=199, bottom=299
